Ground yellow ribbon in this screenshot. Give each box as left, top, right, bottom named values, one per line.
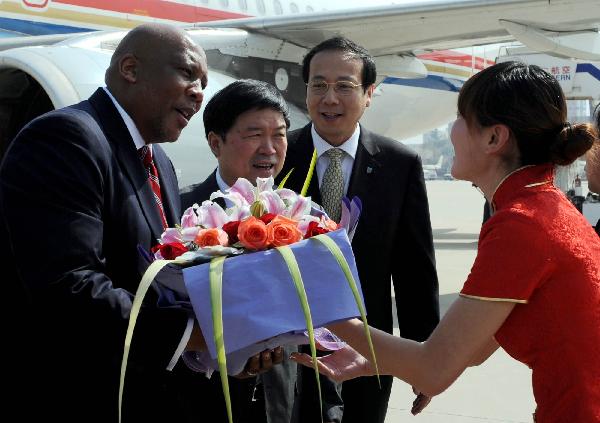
left=300, top=148, right=318, bottom=197
left=119, top=259, right=174, bottom=423
left=209, top=256, right=233, bottom=423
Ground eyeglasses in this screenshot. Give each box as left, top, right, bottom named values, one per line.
left=306, top=80, right=363, bottom=96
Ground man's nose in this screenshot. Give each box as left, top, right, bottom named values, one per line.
left=259, top=137, right=277, bottom=154
left=321, top=86, right=340, bottom=104
left=187, top=81, right=204, bottom=106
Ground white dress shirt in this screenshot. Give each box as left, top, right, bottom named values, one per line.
left=311, top=123, right=360, bottom=195
left=103, top=87, right=150, bottom=153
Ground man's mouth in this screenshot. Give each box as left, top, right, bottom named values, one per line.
left=175, top=107, right=196, bottom=123
left=253, top=163, right=275, bottom=171
left=321, top=112, right=342, bottom=121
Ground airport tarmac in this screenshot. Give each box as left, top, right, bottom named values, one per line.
left=385, top=179, right=536, bottom=423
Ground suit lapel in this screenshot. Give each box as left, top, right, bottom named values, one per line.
left=88, top=88, right=166, bottom=240
left=348, top=126, right=381, bottom=201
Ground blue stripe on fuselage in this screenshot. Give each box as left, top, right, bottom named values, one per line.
left=576, top=63, right=600, bottom=82
left=382, top=63, right=600, bottom=92
left=0, top=17, right=91, bottom=36
left=382, top=75, right=464, bottom=92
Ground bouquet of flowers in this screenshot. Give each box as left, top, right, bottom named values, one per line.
left=119, top=176, right=376, bottom=423
left=151, top=176, right=359, bottom=259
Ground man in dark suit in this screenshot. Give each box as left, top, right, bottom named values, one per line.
left=180, top=79, right=294, bottom=423
left=0, top=23, right=254, bottom=422
left=277, top=37, right=440, bottom=423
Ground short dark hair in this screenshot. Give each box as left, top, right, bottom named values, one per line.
left=203, top=79, right=290, bottom=139
left=458, top=61, right=597, bottom=166
left=302, top=37, right=376, bottom=91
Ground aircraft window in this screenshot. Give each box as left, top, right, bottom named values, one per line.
left=306, top=5, right=314, bottom=12
left=256, top=0, right=266, bottom=15
left=273, top=0, right=283, bottom=15
left=239, top=0, right=248, bottom=10
left=290, top=2, right=299, bottom=13
left=220, top=0, right=229, bottom=7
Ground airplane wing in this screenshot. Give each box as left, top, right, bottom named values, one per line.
left=193, top=0, right=600, bottom=57
left=0, top=33, right=86, bottom=50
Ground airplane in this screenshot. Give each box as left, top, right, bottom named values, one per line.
left=0, top=0, right=599, bottom=186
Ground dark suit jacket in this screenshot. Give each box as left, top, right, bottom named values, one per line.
left=278, top=123, right=440, bottom=423
left=0, top=88, right=202, bottom=422
left=181, top=169, right=220, bottom=210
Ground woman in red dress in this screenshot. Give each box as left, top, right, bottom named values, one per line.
left=292, top=62, right=600, bottom=422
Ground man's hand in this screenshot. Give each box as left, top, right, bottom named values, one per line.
left=290, top=343, right=374, bottom=383
left=234, top=346, right=284, bottom=379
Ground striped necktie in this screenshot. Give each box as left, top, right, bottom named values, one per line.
left=320, top=148, right=345, bottom=222
left=139, top=145, right=168, bottom=229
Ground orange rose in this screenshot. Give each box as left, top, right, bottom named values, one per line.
left=267, top=215, right=303, bottom=247
left=194, top=228, right=229, bottom=247
left=238, top=216, right=272, bottom=250
left=321, top=216, right=339, bottom=231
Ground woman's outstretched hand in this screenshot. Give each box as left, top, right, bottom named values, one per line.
left=290, top=343, right=374, bottom=383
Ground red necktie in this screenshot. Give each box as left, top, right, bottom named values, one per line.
left=139, top=145, right=168, bottom=229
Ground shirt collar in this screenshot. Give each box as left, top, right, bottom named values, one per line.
left=490, top=164, right=554, bottom=212
left=311, top=123, right=360, bottom=160
left=215, top=167, right=231, bottom=193
left=103, top=87, right=148, bottom=151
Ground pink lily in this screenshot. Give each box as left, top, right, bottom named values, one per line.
left=159, top=227, right=182, bottom=244
left=197, top=200, right=230, bottom=228
left=180, top=206, right=199, bottom=228
left=259, top=190, right=287, bottom=215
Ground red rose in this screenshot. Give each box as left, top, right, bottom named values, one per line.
left=304, top=221, right=330, bottom=239
left=151, top=242, right=188, bottom=260
left=259, top=213, right=277, bottom=224
left=222, top=220, right=241, bottom=244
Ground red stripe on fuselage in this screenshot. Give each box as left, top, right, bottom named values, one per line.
left=53, top=0, right=248, bottom=22
left=418, top=50, right=494, bottom=71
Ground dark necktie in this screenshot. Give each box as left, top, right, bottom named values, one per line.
left=139, top=145, right=168, bottom=229
left=320, top=148, right=345, bottom=222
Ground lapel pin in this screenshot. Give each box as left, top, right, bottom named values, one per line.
left=367, top=166, right=373, bottom=174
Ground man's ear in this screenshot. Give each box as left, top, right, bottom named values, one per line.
left=119, top=54, right=138, bottom=83
left=365, top=84, right=375, bottom=108
left=486, top=124, right=512, bottom=154
left=207, top=132, right=223, bottom=157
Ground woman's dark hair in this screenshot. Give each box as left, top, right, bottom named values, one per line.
left=458, top=61, right=598, bottom=166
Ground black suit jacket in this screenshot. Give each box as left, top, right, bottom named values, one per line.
left=181, top=169, right=220, bottom=210
left=0, top=88, right=202, bottom=422
left=279, top=124, right=440, bottom=422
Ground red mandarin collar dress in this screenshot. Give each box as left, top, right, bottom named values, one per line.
left=460, top=164, right=600, bottom=422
